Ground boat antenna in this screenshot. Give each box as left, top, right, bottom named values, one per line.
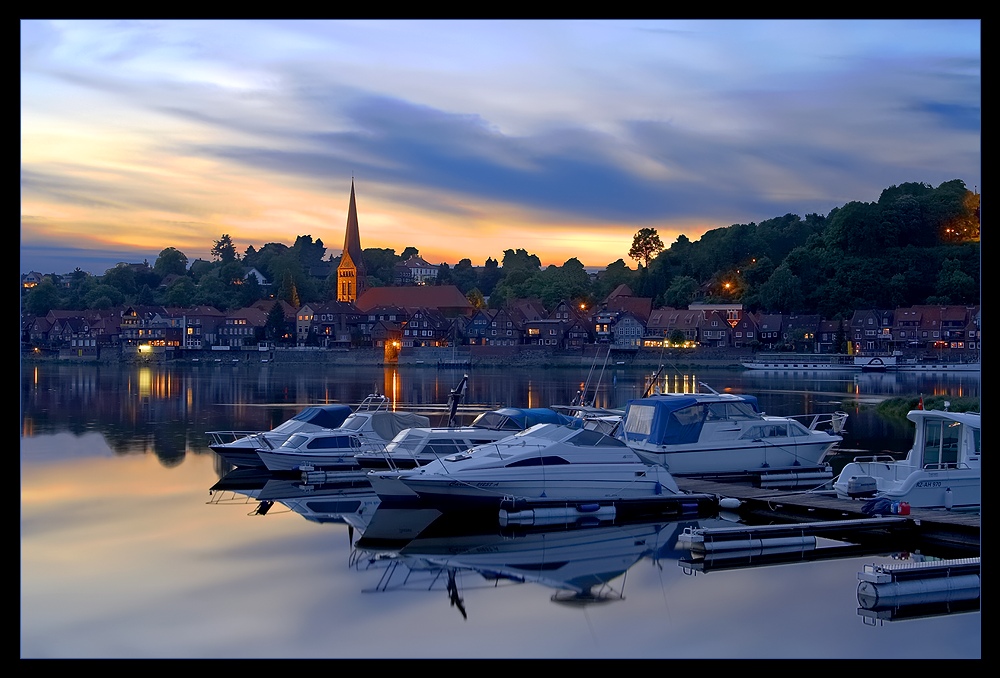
left=587, top=345, right=612, bottom=407
left=446, top=374, right=469, bottom=427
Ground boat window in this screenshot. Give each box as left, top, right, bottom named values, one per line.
left=505, top=456, right=572, bottom=467
left=921, top=419, right=962, bottom=468
left=726, top=402, right=762, bottom=420
left=705, top=403, right=728, bottom=421
left=740, top=424, right=787, bottom=439
left=623, top=404, right=657, bottom=435
left=787, top=421, right=812, bottom=436
left=565, top=428, right=628, bottom=448
left=281, top=434, right=309, bottom=449
left=427, top=439, right=465, bottom=456
left=340, top=415, right=368, bottom=431
left=306, top=435, right=355, bottom=450
left=972, top=428, right=981, bottom=458
left=670, top=405, right=704, bottom=427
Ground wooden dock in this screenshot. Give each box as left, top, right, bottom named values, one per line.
left=675, top=477, right=980, bottom=554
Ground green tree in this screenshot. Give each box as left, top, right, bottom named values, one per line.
left=153, top=247, right=188, bottom=277
left=935, top=258, right=977, bottom=303
left=264, top=301, right=286, bottom=342
left=663, top=275, right=698, bottom=308
left=102, top=264, right=138, bottom=300
left=25, top=278, right=62, bottom=316
left=466, top=288, right=486, bottom=310
left=628, top=227, right=664, bottom=268
left=211, top=234, right=238, bottom=263
left=758, top=264, right=804, bottom=313
left=401, top=246, right=419, bottom=261
left=163, top=277, right=197, bottom=307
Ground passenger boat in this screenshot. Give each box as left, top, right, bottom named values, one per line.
left=615, top=385, right=847, bottom=478
left=206, top=403, right=353, bottom=468
left=742, top=353, right=980, bottom=373
left=255, top=397, right=430, bottom=473
left=387, top=421, right=684, bottom=509
left=833, top=406, right=980, bottom=510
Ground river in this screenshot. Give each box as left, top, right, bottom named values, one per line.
left=20, top=361, right=981, bottom=659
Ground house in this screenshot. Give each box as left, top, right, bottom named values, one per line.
left=300, top=301, right=359, bottom=348
left=756, top=314, right=784, bottom=350
left=394, top=255, right=439, bottom=286
left=524, top=318, right=566, bottom=347
left=782, top=314, right=822, bottom=353
left=611, top=311, right=645, bottom=348
left=402, top=307, right=452, bottom=347
left=698, top=310, right=734, bottom=348
left=217, top=307, right=268, bottom=348
left=731, top=312, right=760, bottom=349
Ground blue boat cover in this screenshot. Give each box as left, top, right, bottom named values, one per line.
left=619, top=395, right=761, bottom=447
left=290, top=404, right=353, bottom=429
left=471, top=407, right=576, bottom=431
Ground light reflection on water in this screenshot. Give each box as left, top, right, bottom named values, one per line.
left=20, top=362, right=980, bottom=659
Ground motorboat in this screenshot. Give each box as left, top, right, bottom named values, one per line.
left=614, top=384, right=847, bottom=478
left=206, top=403, right=353, bottom=468
left=355, top=406, right=576, bottom=470
left=833, top=407, right=980, bottom=510
left=255, top=398, right=430, bottom=473
left=388, top=421, right=684, bottom=509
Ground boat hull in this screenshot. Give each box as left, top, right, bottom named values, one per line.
left=835, top=465, right=980, bottom=509
left=630, top=439, right=837, bottom=476
left=398, top=464, right=679, bottom=509
left=257, top=449, right=362, bottom=473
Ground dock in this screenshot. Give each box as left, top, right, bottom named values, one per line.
left=676, top=477, right=980, bottom=553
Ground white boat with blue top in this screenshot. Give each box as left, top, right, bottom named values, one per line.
left=615, top=385, right=847, bottom=478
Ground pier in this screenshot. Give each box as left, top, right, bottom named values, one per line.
left=676, top=477, right=980, bottom=553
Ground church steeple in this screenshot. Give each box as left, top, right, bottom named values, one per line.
left=337, top=180, right=367, bottom=303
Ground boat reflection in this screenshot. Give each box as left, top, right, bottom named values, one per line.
left=208, top=467, right=380, bottom=525
left=350, top=506, right=739, bottom=612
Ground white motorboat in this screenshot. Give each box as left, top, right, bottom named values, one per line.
left=255, top=398, right=430, bottom=473
left=206, top=403, right=353, bottom=468
left=389, top=421, right=683, bottom=509
left=833, top=407, right=980, bottom=510
left=615, top=385, right=847, bottom=478
left=355, top=406, right=576, bottom=470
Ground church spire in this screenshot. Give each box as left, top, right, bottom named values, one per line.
left=337, top=180, right=367, bottom=303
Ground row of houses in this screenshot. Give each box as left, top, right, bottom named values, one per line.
left=22, top=283, right=981, bottom=360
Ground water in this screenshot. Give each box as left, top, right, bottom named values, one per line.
left=20, top=361, right=981, bottom=659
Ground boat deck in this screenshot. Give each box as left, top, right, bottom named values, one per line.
left=676, top=477, right=980, bottom=553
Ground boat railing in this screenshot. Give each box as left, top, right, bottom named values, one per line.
left=922, top=461, right=974, bottom=471
left=206, top=430, right=259, bottom=445
left=356, top=394, right=391, bottom=412
left=850, top=454, right=898, bottom=464
left=787, top=411, right=849, bottom=433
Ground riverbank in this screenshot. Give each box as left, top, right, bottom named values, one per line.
left=22, top=344, right=755, bottom=369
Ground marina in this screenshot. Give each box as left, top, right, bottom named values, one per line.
left=21, top=362, right=981, bottom=658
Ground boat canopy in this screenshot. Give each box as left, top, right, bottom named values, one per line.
left=470, top=407, right=576, bottom=431
left=366, top=411, right=433, bottom=440
left=618, top=395, right=762, bottom=447
left=288, top=404, right=353, bottom=429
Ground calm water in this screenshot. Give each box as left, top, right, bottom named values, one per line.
left=20, top=361, right=981, bottom=659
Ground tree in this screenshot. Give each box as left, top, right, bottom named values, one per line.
left=466, top=288, right=486, bottom=310
left=663, top=275, right=698, bottom=309
left=153, top=247, right=188, bottom=277
left=264, top=302, right=286, bottom=342
left=25, top=278, right=61, bottom=316
left=628, top=227, right=664, bottom=268
left=163, top=277, right=196, bottom=307
left=401, top=246, right=419, bottom=261
left=211, top=234, right=238, bottom=263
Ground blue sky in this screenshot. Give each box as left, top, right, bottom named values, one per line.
left=20, top=19, right=981, bottom=275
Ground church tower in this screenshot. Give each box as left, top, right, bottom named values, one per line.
left=337, top=180, right=367, bottom=303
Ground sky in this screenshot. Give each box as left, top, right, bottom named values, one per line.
left=20, top=19, right=981, bottom=276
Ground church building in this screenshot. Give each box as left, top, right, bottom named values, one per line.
left=337, top=180, right=368, bottom=303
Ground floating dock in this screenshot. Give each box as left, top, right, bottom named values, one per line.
left=675, top=477, right=980, bottom=553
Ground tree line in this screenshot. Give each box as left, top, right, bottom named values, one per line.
left=23, top=179, right=980, bottom=321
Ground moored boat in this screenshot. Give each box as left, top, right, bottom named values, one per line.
left=207, top=403, right=353, bottom=468
left=390, top=421, right=684, bottom=509
left=614, top=384, right=847, bottom=478
left=833, top=406, right=980, bottom=510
